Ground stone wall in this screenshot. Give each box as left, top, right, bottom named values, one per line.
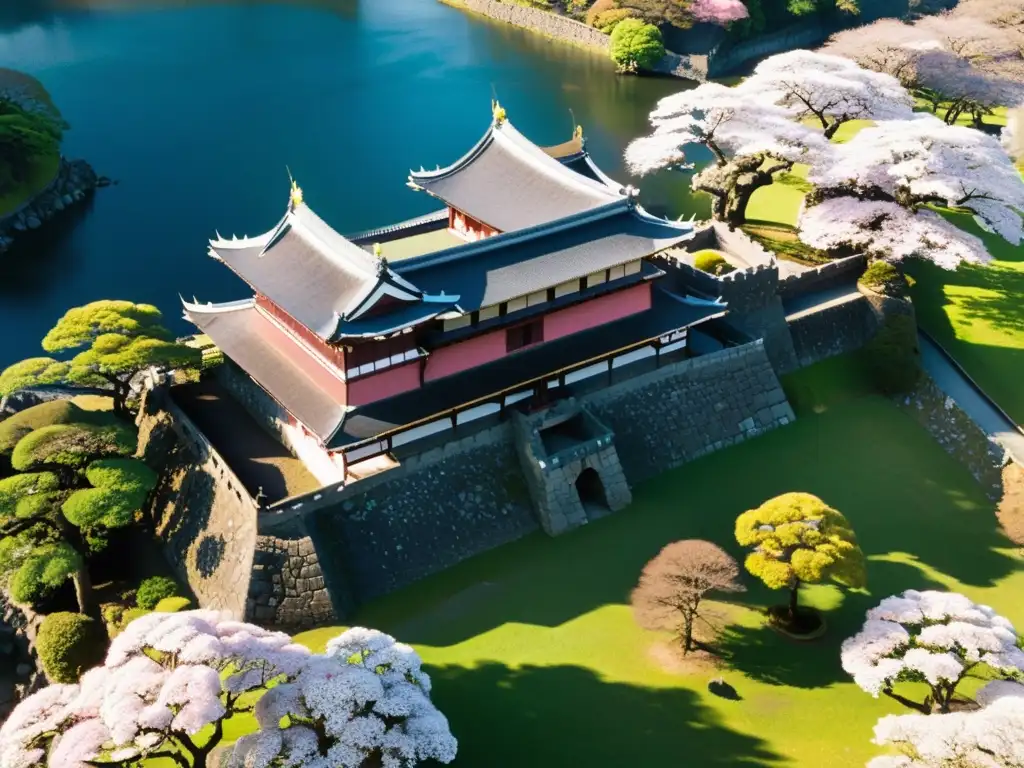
left=214, top=360, right=291, bottom=449
left=898, top=376, right=1010, bottom=501
left=137, top=387, right=258, bottom=621
left=308, top=422, right=538, bottom=607
left=778, top=254, right=868, bottom=300
left=0, top=597, right=45, bottom=721
left=707, top=21, right=830, bottom=76
left=247, top=526, right=339, bottom=630
left=583, top=340, right=795, bottom=483
left=442, top=0, right=610, bottom=52
left=787, top=294, right=878, bottom=369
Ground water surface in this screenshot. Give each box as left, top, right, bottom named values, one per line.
left=0, top=0, right=702, bottom=366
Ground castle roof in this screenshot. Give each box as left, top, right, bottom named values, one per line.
left=408, top=117, right=626, bottom=232
left=208, top=191, right=456, bottom=342
left=182, top=298, right=348, bottom=442
left=393, top=200, right=693, bottom=312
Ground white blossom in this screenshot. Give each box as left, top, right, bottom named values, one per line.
left=748, top=50, right=915, bottom=130
left=798, top=198, right=990, bottom=268
left=624, top=81, right=824, bottom=176
left=0, top=611, right=311, bottom=767
left=807, top=113, right=1024, bottom=246
left=869, top=690, right=1024, bottom=767
left=841, top=590, right=1024, bottom=713
left=216, top=627, right=457, bottom=768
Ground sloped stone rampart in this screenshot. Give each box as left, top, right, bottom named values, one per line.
left=137, top=388, right=258, bottom=621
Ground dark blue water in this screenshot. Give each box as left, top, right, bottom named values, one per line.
left=0, top=0, right=703, bottom=367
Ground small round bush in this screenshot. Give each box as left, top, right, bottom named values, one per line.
left=859, top=260, right=910, bottom=299
left=155, top=596, right=192, bottom=613
left=693, top=250, right=736, bottom=276
left=36, top=612, right=106, bottom=683
left=609, top=19, right=664, bottom=72
left=136, top=575, right=180, bottom=610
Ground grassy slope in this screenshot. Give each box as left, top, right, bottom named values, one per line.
left=272, top=358, right=1022, bottom=768
left=743, top=113, right=1024, bottom=426
left=0, top=68, right=62, bottom=217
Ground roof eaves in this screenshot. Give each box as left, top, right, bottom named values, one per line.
left=409, top=120, right=496, bottom=183
left=395, top=198, right=631, bottom=275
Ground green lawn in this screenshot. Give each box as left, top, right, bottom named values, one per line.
left=0, top=150, right=60, bottom=217
left=273, top=357, right=1021, bottom=768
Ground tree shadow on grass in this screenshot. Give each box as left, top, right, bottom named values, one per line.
left=428, top=661, right=783, bottom=767
left=715, top=559, right=949, bottom=690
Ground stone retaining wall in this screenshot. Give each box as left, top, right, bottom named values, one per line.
left=0, top=158, right=100, bottom=255
left=787, top=294, right=878, bottom=369
left=898, top=376, right=1009, bottom=501
left=308, top=422, right=538, bottom=609
left=442, top=0, right=610, bottom=52
left=584, top=340, right=795, bottom=483
left=137, top=387, right=259, bottom=621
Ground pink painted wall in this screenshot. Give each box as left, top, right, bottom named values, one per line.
left=545, top=282, right=652, bottom=342
left=348, top=361, right=422, bottom=406
left=424, top=326, right=508, bottom=382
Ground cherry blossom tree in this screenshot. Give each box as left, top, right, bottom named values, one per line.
left=211, top=627, right=458, bottom=768
left=821, top=19, right=933, bottom=91
left=748, top=50, right=914, bottom=139
left=690, top=0, right=748, bottom=25
left=868, top=681, right=1024, bottom=767
left=625, top=82, right=825, bottom=223
left=840, top=590, right=1024, bottom=715
left=0, top=613, right=457, bottom=768
left=800, top=113, right=1024, bottom=267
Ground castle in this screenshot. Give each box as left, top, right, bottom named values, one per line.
left=141, top=107, right=885, bottom=630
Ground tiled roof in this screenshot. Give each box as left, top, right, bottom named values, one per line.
left=393, top=204, right=693, bottom=312
left=182, top=299, right=348, bottom=443
left=408, top=120, right=625, bottom=232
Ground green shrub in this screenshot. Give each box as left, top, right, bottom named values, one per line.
left=860, top=313, right=920, bottom=395
left=693, top=250, right=736, bottom=276
left=119, top=607, right=150, bottom=630
left=36, top=612, right=106, bottom=683
left=0, top=400, right=114, bottom=455
left=586, top=0, right=618, bottom=25
left=859, top=260, right=912, bottom=299
left=155, top=596, right=192, bottom=613
left=609, top=18, right=664, bottom=72
left=136, top=575, right=180, bottom=610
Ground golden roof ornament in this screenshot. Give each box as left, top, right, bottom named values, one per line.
left=491, top=99, right=507, bottom=125
left=574, top=124, right=584, bottom=140
left=290, top=179, right=304, bottom=208
left=373, top=243, right=382, bottom=257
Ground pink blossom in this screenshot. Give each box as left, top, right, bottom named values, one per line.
left=690, top=0, right=748, bottom=25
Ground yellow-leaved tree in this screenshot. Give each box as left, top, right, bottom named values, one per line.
left=735, top=492, right=865, bottom=627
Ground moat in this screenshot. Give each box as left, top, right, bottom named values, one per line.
left=0, top=0, right=707, bottom=367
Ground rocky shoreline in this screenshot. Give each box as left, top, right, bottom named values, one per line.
left=0, top=157, right=106, bottom=255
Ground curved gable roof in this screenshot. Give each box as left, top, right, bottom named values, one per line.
left=408, top=119, right=625, bottom=232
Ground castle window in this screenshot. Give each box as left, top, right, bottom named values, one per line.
left=609, top=264, right=626, bottom=281
left=526, top=290, right=547, bottom=307
left=585, top=270, right=607, bottom=288
left=554, top=279, right=580, bottom=298
left=506, top=296, right=528, bottom=314
left=506, top=318, right=544, bottom=352
left=624, top=259, right=642, bottom=276
left=478, top=305, right=500, bottom=322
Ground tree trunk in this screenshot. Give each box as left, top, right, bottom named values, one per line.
left=73, top=562, right=95, bottom=618
left=788, top=580, right=800, bottom=621
left=823, top=119, right=841, bottom=140
left=682, top=613, right=694, bottom=654
left=883, top=687, right=930, bottom=714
